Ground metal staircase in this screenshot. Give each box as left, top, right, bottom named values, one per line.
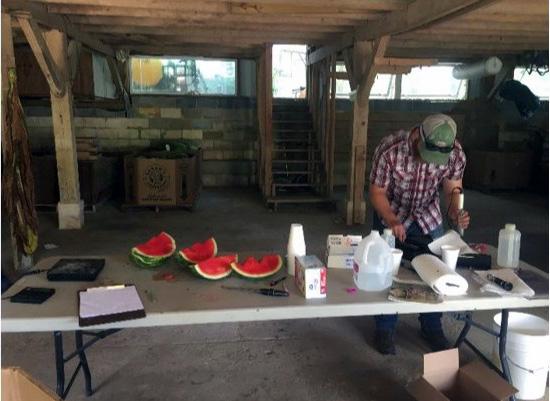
left=266, top=98, right=333, bottom=210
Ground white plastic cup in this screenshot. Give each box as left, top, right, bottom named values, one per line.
left=390, top=248, right=403, bottom=276
left=441, top=245, right=460, bottom=270
left=287, top=224, right=306, bottom=276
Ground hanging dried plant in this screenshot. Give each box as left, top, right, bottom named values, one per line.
left=2, top=67, right=39, bottom=255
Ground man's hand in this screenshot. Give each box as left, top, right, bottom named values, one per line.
left=390, top=222, right=407, bottom=242
left=450, top=209, right=470, bottom=229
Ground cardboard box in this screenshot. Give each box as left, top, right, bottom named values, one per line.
left=2, top=367, right=61, bottom=401
left=326, top=235, right=361, bottom=269
left=326, top=235, right=362, bottom=255
left=407, top=349, right=517, bottom=401
left=464, top=150, right=533, bottom=191
left=124, top=150, right=201, bottom=207
left=326, top=254, right=354, bottom=269
left=295, top=255, right=327, bottom=299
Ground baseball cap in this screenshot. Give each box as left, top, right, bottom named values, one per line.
left=418, top=114, right=457, bottom=165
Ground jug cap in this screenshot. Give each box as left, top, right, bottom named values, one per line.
left=383, top=228, right=393, bottom=236
left=505, top=223, right=516, bottom=231
left=370, top=230, right=381, bottom=238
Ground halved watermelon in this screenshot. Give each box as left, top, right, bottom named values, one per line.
left=190, top=254, right=237, bottom=280
left=178, top=238, right=217, bottom=264
left=130, top=232, right=176, bottom=268
left=231, top=255, right=283, bottom=279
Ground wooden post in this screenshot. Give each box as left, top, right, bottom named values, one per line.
left=327, top=54, right=337, bottom=196
left=262, top=44, right=273, bottom=198
left=256, top=53, right=266, bottom=192
left=2, top=12, right=21, bottom=272
left=46, top=29, right=84, bottom=229
left=345, top=36, right=390, bottom=225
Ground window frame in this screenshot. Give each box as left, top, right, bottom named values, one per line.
left=129, top=55, right=239, bottom=97
left=513, top=66, right=549, bottom=100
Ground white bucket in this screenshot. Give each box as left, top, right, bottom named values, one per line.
left=493, top=312, right=549, bottom=400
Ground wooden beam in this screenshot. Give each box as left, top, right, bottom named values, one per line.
left=107, top=57, right=130, bottom=115
left=346, top=36, right=390, bottom=225
left=45, top=28, right=83, bottom=229
left=4, top=0, right=115, bottom=57
left=374, top=57, right=438, bottom=66
left=355, top=0, right=499, bottom=40
left=327, top=54, right=337, bottom=196
left=263, top=44, right=273, bottom=198
left=307, top=35, right=353, bottom=65
left=36, top=0, right=408, bottom=12
left=46, top=5, right=373, bottom=26
left=16, top=14, right=65, bottom=96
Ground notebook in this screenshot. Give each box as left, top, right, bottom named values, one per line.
left=78, top=285, right=146, bottom=327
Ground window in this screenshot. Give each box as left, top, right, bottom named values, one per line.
left=335, top=63, right=395, bottom=99
left=131, top=56, right=236, bottom=95
left=513, top=67, right=549, bottom=100
left=272, top=45, right=307, bottom=98
left=401, top=65, right=467, bottom=100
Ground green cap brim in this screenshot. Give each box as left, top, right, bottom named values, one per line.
left=418, top=141, right=451, bottom=165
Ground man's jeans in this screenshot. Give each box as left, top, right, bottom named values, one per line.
left=372, top=213, right=444, bottom=331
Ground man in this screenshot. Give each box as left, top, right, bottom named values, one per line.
left=369, top=114, right=470, bottom=355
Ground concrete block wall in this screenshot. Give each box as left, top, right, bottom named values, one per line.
left=25, top=97, right=258, bottom=187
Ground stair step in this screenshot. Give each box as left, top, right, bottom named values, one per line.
left=272, top=160, right=321, bottom=164
left=273, top=183, right=314, bottom=188
left=273, top=120, right=312, bottom=124
left=274, top=138, right=312, bottom=143
left=273, top=148, right=319, bottom=152
left=266, top=195, right=335, bottom=205
left=272, top=171, right=312, bottom=175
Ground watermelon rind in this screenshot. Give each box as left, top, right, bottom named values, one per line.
left=133, top=232, right=176, bottom=259
left=129, top=251, right=167, bottom=268
left=179, top=237, right=218, bottom=264
left=190, top=254, right=237, bottom=280
left=231, top=255, right=283, bottom=279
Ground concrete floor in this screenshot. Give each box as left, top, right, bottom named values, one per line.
left=1, top=188, right=549, bottom=401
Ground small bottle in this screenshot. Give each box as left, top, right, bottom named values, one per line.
left=381, top=228, right=395, bottom=249
left=497, top=224, right=521, bottom=268
left=287, top=224, right=306, bottom=276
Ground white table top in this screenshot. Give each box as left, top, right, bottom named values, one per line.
left=1, top=250, right=548, bottom=333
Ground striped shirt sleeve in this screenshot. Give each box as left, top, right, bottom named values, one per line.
left=448, top=147, right=467, bottom=180
left=370, top=141, right=392, bottom=188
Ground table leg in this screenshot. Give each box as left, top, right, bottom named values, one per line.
left=454, top=312, right=472, bottom=348
left=53, top=331, right=65, bottom=398
left=498, top=309, right=516, bottom=401
left=75, top=331, right=93, bottom=396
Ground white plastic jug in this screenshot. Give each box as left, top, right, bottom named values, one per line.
left=353, top=230, right=393, bottom=291
left=497, top=224, right=521, bottom=268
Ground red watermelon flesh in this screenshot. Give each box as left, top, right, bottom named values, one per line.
left=191, top=254, right=237, bottom=280
left=179, top=238, right=217, bottom=264
left=231, top=255, right=283, bottom=279
left=133, top=232, right=176, bottom=258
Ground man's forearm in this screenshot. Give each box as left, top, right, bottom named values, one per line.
left=370, top=191, right=400, bottom=226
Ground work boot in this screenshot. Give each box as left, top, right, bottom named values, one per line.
left=421, top=327, right=450, bottom=352
left=374, top=328, right=396, bottom=355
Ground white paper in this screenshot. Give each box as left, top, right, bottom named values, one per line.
left=79, top=286, right=144, bottom=319
left=428, top=230, right=476, bottom=256
left=412, top=254, right=469, bottom=296
left=474, top=269, right=535, bottom=297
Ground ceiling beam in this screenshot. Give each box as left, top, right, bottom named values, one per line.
left=33, top=0, right=409, bottom=12
left=4, top=0, right=114, bottom=57
left=355, top=0, right=499, bottom=40
left=307, top=0, right=500, bottom=65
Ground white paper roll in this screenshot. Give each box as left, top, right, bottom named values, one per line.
left=411, top=254, right=468, bottom=296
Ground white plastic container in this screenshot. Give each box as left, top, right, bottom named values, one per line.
left=497, top=224, right=521, bottom=268
left=493, top=312, right=549, bottom=400
left=287, top=224, right=306, bottom=276
left=381, top=228, right=395, bottom=248
left=353, top=230, right=393, bottom=291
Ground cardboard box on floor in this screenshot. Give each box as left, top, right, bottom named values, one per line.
left=407, top=349, right=517, bottom=401
left=2, top=367, right=61, bottom=401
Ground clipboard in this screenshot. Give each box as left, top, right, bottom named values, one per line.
left=78, top=284, right=146, bottom=327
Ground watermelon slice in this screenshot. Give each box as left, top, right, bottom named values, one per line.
left=130, top=232, right=176, bottom=268
left=190, top=254, right=237, bottom=280
left=231, top=255, right=283, bottom=279
left=178, top=238, right=217, bottom=264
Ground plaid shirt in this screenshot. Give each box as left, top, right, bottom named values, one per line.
left=370, top=129, right=466, bottom=234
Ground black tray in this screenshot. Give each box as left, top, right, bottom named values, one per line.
left=47, top=258, right=105, bottom=282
